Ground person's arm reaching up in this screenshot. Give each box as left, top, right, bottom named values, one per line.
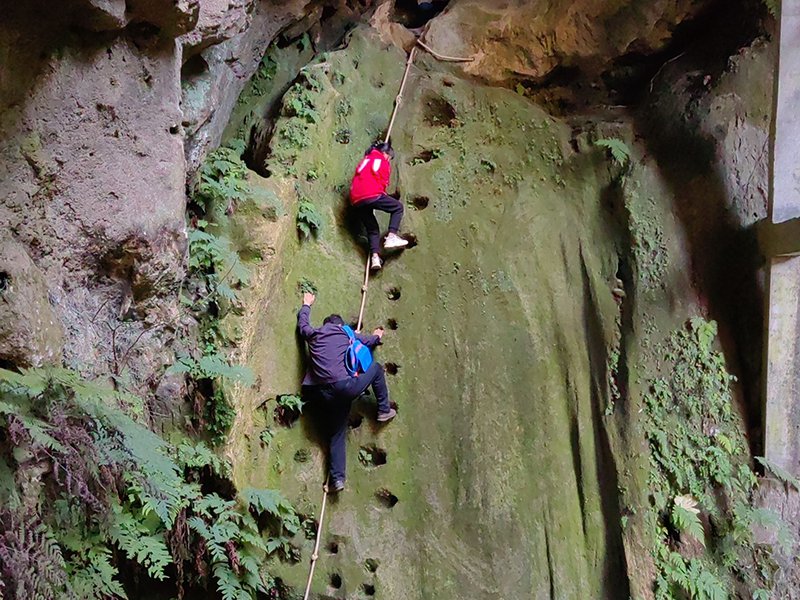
left=297, top=293, right=317, bottom=339
left=357, top=327, right=384, bottom=349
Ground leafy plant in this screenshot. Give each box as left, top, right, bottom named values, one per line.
left=643, top=319, right=775, bottom=598
left=296, top=199, right=322, bottom=239
left=297, top=278, right=317, bottom=295
left=276, top=394, right=303, bottom=413
left=671, top=495, right=705, bottom=547
left=169, top=353, right=254, bottom=387
left=756, top=456, right=800, bottom=491
left=274, top=394, right=304, bottom=428
left=0, top=367, right=299, bottom=599
left=195, top=142, right=250, bottom=214
left=763, top=0, right=778, bottom=17
left=594, top=137, right=631, bottom=168
left=259, top=429, right=274, bottom=447
left=188, top=223, right=251, bottom=306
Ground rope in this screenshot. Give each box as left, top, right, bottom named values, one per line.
left=300, top=31, right=470, bottom=600
left=302, top=476, right=330, bottom=600
left=415, top=39, right=474, bottom=63
left=356, top=253, right=372, bottom=333
left=384, top=45, right=417, bottom=144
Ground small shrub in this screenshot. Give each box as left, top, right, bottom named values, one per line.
left=296, top=199, right=322, bottom=239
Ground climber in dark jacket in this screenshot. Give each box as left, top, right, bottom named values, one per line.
left=298, top=292, right=396, bottom=492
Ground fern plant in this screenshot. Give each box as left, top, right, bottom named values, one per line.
left=594, top=137, right=631, bottom=167
left=643, top=320, right=776, bottom=598
left=671, top=495, right=705, bottom=547
left=0, top=367, right=298, bottom=600
left=296, top=199, right=322, bottom=239
left=169, top=352, right=254, bottom=387
left=188, top=223, right=251, bottom=306
left=195, top=141, right=250, bottom=215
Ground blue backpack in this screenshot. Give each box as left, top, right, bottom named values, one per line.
left=341, top=325, right=373, bottom=376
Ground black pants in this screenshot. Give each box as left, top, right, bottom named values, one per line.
left=355, top=194, right=404, bottom=253
left=315, top=361, right=391, bottom=483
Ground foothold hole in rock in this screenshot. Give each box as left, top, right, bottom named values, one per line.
left=365, top=558, right=379, bottom=573
left=327, top=540, right=340, bottom=554
left=362, top=583, right=376, bottom=596
left=375, top=488, right=398, bottom=508
left=399, top=233, right=418, bottom=249
left=386, top=318, right=398, bottom=330
left=386, top=287, right=401, bottom=301
left=358, top=444, right=388, bottom=467
left=330, top=573, right=342, bottom=589
left=273, top=394, right=303, bottom=427
left=384, top=362, right=400, bottom=376
left=293, top=448, right=310, bottom=463
left=409, top=149, right=439, bottom=164
left=0, top=272, right=9, bottom=294
left=424, top=95, right=458, bottom=127
left=349, top=414, right=364, bottom=429
left=410, top=196, right=430, bottom=210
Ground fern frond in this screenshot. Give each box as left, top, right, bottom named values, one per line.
left=594, top=138, right=631, bottom=167
left=756, top=456, right=800, bottom=491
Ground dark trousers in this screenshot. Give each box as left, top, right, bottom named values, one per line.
left=355, top=194, right=404, bottom=253
left=314, top=361, right=390, bottom=483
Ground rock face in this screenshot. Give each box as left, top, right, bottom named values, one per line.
left=223, top=17, right=776, bottom=599
left=0, top=0, right=367, bottom=396
left=0, top=1, right=187, bottom=383
left=0, top=237, right=64, bottom=367
left=229, top=28, right=633, bottom=599
left=425, top=0, right=707, bottom=99
left=181, top=0, right=377, bottom=171
left=0, top=0, right=781, bottom=596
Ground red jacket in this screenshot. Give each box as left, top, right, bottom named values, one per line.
left=350, top=149, right=390, bottom=204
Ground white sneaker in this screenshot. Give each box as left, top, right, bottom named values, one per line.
left=370, top=253, right=382, bottom=270
left=383, top=232, right=409, bottom=250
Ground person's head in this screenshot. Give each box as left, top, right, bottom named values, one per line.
left=323, top=314, right=345, bottom=326
left=367, top=140, right=394, bottom=160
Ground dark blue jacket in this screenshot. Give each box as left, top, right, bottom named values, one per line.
left=297, top=305, right=381, bottom=385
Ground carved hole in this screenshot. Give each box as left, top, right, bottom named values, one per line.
left=376, top=488, right=398, bottom=508
left=400, top=233, right=418, bottom=249
left=424, top=96, right=457, bottom=127
left=362, top=583, right=376, bottom=596
left=359, top=445, right=387, bottom=467
left=384, top=363, right=400, bottom=376
left=387, top=287, right=401, bottom=301
left=330, top=573, right=342, bottom=589
left=410, top=196, right=430, bottom=210
left=365, top=558, right=379, bottom=573
left=386, top=318, right=398, bottom=330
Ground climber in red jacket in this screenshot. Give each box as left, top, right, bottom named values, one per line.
left=350, top=140, right=408, bottom=271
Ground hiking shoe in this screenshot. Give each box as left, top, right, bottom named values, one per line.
left=370, top=253, right=382, bottom=271
left=377, top=408, right=397, bottom=423
left=383, top=233, right=409, bottom=250
left=329, top=479, right=345, bottom=493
